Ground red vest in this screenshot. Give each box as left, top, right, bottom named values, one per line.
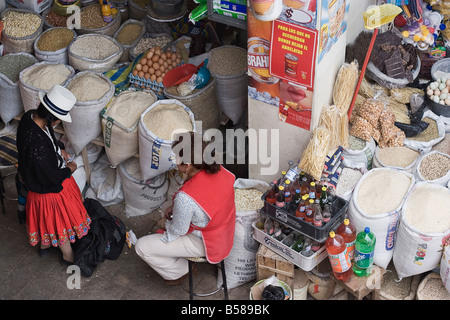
left=178, top=166, right=236, bottom=264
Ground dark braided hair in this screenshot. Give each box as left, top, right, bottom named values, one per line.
left=36, top=102, right=65, bottom=166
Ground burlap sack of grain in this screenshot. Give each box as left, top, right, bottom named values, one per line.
left=1, top=9, right=44, bottom=54
left=68, top=34, right=123, bottom=72
left=217, top=179, right=270, bottom=290
left=19, top=62, right=75, bottom=113
left=113, top=19, right=146, bottom=63
left=348, top=168, right=415, bottom=269
left=118, top=157, right=169, bottom=217
left=75, top=5, right=121, bottom=37
left=101, top=90, right=157, bottom=167
left=34, top=28, right=77, bottom=65
left=393, top=182, right=450, bottom=280
left=163, top=77, right=221, bottom=131
left=63, top=71, right=115, bottom=154
left=0, top=53, right=37, bottom=124
left=138, top=99, right=196, bottom=180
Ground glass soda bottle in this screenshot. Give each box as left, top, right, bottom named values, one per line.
left=265, top=181, right=278, bottom=204
left=336, top=219, right=356, bottom=261
left=309, top=182, right=316, bottom=201
left=305, top=199, right=314, bottom=223
left=322, top=203, right=331, bottom=224
left=325, top=231, right=352, bottom=282
left=276, top=186, right=285, bottom=208
left=295, top=194, right=309, bottom=219
left=284, top=180, right=292, bottom=203
left=300, top=176, right=309, bottom=196
left=293, top=189, right=301, bottom=205
left=320, top=186, right=328, bottom=210
left=313, top=202, right=323, bottom=227
left=353, top=227, right=376, bottom=277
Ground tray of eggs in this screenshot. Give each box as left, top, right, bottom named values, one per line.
left=129, top=45, right=183, bottom=96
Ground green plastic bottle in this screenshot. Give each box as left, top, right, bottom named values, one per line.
left=353, top=227, right=376, bottom=277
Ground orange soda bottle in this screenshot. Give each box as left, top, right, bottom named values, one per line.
left=336, top=218, right=356, bottom=261
left=295, top=194, right=309, bottom=218
left=325, top=231, right=353, bottom=282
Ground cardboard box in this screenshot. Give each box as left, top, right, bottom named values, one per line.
left=6, top=0, right=52, bottom=13
left=256, top=244, right=295, bottom=287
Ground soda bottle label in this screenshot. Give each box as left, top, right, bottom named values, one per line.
left=313, top=219, right=322, bottom=227
left=354, top=249, right=374, bottom=269
left=328, top=247, right=351, bottom=273
left=309, top=191, right=315, bottom=199
left=276, top=201, right=285, bottom=207
left=346, top=240, right=355, bottom=260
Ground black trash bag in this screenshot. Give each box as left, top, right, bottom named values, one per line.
left=394, top=103, right=429, bottom=137
left=261, top=285, right=286, bottom=300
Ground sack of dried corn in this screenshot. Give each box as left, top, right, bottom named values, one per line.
left=216, top=178, right=269, bottom=290
left=393, top=182, right=450, bottom=280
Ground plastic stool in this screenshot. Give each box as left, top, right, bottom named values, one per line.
left=184, top=257, right=229, bottom=300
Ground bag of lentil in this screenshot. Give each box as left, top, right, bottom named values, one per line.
left=101, top=89, right=157, bottom=167
left=0, top=9, right=44, bottom=54
left=19, top=62, right=75, bottom=112
left=118, top=157, right=169, bottom=217
left=341, top=136, right=376, bottom=171
left=113, top=19, right=146, bottom=63
left=207, top=45, right=248, bottom=125
left=0, top=53, right=37, bottom=124
left=348, top=168, right=415, bottom=269
left=34, top=27, right=77, bottom=65
left=216, top=178, right=269, bottom=290
left=63, top=71, right=115, bottom=154
left=413, top=150, right=450, bottom=186
left=68, top=34, right=123, bottom=72
left=393, top=182, right=450, bottom=280
left=440, top=244, right=450, bottom=295
left=138, top=99, right=196, bottom=180
left=373, top=146, right=421, bottom=173
left=164, top=77, right=221, bottom=131
left=404, top=110, right=446, bottom=153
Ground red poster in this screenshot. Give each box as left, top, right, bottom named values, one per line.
left=278, top=81, right=313, bottom=130
left=269, top=20, right=318, bottom=89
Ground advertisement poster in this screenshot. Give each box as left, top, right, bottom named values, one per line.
left=278, top=81, right=313, bottom=130
left=269, top=20, right=317, bottom=89
left=318, top=0, right=349, bottom=63
left=278, top=0, right=318, bottom=30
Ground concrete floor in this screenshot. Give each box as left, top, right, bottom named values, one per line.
left=0, top=171, right=253, bottom=301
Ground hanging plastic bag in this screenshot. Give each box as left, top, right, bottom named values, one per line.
left=189, top=3, right=208, bottom=23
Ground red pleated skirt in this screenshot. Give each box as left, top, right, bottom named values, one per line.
left=26, top=176, right=91, bottom=247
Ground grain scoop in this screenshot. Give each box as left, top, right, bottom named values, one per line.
left=163, top=60, right=207, bottom=87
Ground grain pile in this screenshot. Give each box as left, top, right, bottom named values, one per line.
left=0, top=54, right=36, bottom=82
left=335, top=168, right=362, bottom=196
left=116, top=23, right=143, bottom=45
left=207, top=46, right=247, bottom=76
left=70, top=35, right=120, bottom=60
left=432, top=133, right=450, bottom=154
left=234, top=188, right=264, bottom=212
left=67, top=73, right=111, bottom=101
left=80, top=4, right=108, bottom=29
left=418, top=152, right=450, bottom=181
left=142, top=103, right=192, bottom=141
left=408, top=117, right=439, bottom=142
left=381, top=264, right=416, bottom=300
left=105, top=90, right=157, bottom=128
left=131, top=35, right=172, bottom=58
left=404, top=183, right=450, bottom=233
left=2, top=10, right=41, bottom=37
left=21, top=64, right=71, bottom=90
left=377, top=146, right=420, bottom=168
left=418, top=277, right=450, bottom=300
left=356, top=169, right=412, bottom=215
left=36, top=28, right=74, bottom=52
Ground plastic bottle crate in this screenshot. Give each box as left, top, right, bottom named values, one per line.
left=261, top=192, right=349, bottom=242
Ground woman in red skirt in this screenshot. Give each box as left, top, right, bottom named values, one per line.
left=16, top=85, right=90, bottom=265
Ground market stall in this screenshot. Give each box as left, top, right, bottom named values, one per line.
left=0, top=0, right=449, bottom=301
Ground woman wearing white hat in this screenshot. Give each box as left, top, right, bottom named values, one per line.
left=16, top=85, right=91, bottom=265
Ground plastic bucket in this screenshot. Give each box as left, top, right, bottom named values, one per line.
left=249, top=279, right=293, bottom=300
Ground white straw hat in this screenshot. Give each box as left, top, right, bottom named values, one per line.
left=38, top=85, right=76, bottom=123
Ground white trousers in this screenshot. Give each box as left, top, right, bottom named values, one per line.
left=135, top=233, right=205, bottom=280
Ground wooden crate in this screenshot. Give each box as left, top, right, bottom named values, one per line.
left=256, top=244, right=295, bottom=287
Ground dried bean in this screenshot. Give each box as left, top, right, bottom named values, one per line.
left=45, top=11, right=69, bottom=28
left=208, top=46, right=247, bottom=76
left=2, top=11, right=41, bottom=37
left=0, top=54, right=36, bottom=82
left=419, top=152, right=450, bottom=180
left=37, top=28, right=74, bottom=52
left=80, top=4, right=108, bottom=29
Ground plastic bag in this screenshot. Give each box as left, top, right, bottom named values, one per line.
left=262, top=285, right=286, bottom=300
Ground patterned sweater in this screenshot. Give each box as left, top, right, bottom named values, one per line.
left=16, top=110, right=71, bottom=194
